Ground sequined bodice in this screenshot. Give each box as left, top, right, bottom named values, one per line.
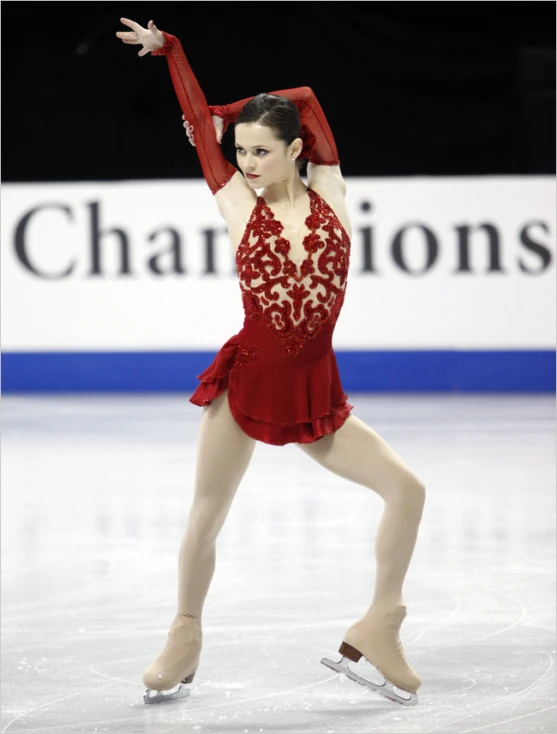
left=236, top=188, right=350, bottom=358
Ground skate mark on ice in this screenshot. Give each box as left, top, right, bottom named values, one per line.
left=420, top=646, right=554, bottom=733
left=158, top=673, right=340, bottom=734
left=261, top=636, right=280, bottom=669
left=410, top=587, right=463, bottom=646
left=2, top=557, right=114, bottom=620
left=0, top=683, right=114, bottom=734
left=89, top=664, right=139, bottom=688
left=361, top=644, right=553, bottom=732
left=459, top=704, right=557, bottom=733
left=402, top=592, right=531, bottom=657
left=468, top=592, right=526, bottom=642
left=7, top=673, right=341, bottom=734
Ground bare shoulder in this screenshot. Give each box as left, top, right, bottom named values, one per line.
left=214, top=171, right=257, bottom=235
left=307, top=163, right=352, bottom=239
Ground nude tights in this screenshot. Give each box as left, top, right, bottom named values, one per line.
left=176, top=391, right=425, bottom=623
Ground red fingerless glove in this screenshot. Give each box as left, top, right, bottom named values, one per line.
left=209, top=87, right=339, bottom=165
left=153, top=33, right=237, bottom=194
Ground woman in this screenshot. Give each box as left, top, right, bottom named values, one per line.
left=116, top=17, right=426, bottom=707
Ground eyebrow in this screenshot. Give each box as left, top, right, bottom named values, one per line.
left=234, top=143, right=270, bottom=149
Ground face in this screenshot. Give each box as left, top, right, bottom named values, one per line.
left=235, top=122, right=301, bottom=187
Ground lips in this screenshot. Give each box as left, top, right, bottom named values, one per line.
left=246, top=173, right=259, bottom=179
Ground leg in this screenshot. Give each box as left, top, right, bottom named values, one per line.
left=179, top=389, right=257, bottom=620
left=297, top=413, right=425, bottom=610
left=143, top=389, right=256, bottom=701
left=297, top=414, right=425, bottom=702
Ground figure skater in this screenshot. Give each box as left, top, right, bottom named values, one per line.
left=116, top=17, right=426, bottom=707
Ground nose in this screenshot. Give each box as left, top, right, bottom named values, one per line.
left=243, top=154, right=258, bottom=174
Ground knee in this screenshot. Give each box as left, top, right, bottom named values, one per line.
left=394, top=473, right=426, bottom=513
left=187, top=503, right=228, bottom=543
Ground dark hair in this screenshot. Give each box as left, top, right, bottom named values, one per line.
left=235, top=93, right=306, bottom=173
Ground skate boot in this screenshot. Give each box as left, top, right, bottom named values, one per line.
left=321, top=604, right=420, bottom=706
left=143, top=614, right=202, bottom=704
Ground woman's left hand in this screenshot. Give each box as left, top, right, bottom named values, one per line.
left=182, top=114, right=224, bottom=146
left=116, top=18, right=164, bottom=56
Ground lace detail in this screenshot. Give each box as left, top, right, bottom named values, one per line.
left=208, top=104, right=226, bottom=118
left=212, top=169, right=236, bottom=193
left=151, top=31, right=175, bottom=55
left=233, top=342, right=258, bottom=368
left=236, top=189, right=350, bottom=358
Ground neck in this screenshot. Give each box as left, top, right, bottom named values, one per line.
left=262, top=171, right=307, bottom=208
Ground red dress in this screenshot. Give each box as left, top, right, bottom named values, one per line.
left=154, top=33, right=353, bottom=445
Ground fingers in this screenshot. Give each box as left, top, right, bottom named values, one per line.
left=120, top=17, right=141, bottom=31
left=182, top=119, right=195, bottom=146
left=138, top=47, right=149, bottom=57
left=180, top=117, right=219, bottom=146
left=116, top=31, right=139, bottom=40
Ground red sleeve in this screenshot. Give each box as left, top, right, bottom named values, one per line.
left=209, top=86, right=339, bottom=166
left=152, top=33, right=238, bottom=194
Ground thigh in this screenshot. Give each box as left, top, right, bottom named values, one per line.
left=296, top=414, right=421, bottom=501
left=193, top=389, right=256, bottom=513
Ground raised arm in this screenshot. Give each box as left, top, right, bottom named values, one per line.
left=152, top=32, right=238, bottom=193
left=117, top=19, right=237, bottom=195
left=210, top=86, right=339, bottom=166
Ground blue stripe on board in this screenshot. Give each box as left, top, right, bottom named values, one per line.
left=2, top=350, right=555, bottom=393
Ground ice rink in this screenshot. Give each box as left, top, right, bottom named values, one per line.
left=2, top=394, right=555, bottom=734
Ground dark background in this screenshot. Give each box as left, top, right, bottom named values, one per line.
left=2, top=1, right=555, bottom=182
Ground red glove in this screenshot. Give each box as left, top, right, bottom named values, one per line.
left=209, top=87, right=339, bottom=166
left=153, top=33, right=237, bottom=194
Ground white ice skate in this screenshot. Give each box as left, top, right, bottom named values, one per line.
left=321, top=604, right=420, bottom=706
left=143, top=671, right=196, bottom=705
left=142, top=615, right=201, bottom=705
left=321, top=648, right=418, bottom=706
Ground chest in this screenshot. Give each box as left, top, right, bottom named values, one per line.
left=262, top=204, right=313, bottom=266
left=237, top=194, right=350, bottom=296
left=243, top=191, right=348, bottom=269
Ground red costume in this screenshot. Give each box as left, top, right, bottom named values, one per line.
left=154, top=34, right=353, bottom=445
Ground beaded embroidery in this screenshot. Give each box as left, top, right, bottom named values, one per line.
left=236, top=189, right=350, bottom=358
left=233, top=342, right=258, bottom=368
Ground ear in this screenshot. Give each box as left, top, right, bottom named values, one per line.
left=290, top=137, right=303, bottom=160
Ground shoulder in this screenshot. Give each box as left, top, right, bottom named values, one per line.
left=214, top=170, right=257, bottom=225
left=307, top=164, right=351, bottom=239
left=214, top=171, right=259, bottom=252
left=307, top=163, right=346, bottom=197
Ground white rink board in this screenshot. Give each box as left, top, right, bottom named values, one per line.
left=1, top=176, right=555, bottom=351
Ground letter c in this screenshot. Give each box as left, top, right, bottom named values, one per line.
left=14, top=204, right=76, bottom=278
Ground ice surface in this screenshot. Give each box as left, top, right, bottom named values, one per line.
left=2, top=394, right=555, bottom=733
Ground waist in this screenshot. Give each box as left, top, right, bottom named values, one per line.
left=238, top=319, right=334, bottom=366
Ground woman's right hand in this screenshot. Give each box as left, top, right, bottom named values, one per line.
left=182, top=114, right=224, bottom=146
left=116, top=18, right=164, bottom=56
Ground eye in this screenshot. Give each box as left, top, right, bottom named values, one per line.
left=235, top=148, right=268, bottom=156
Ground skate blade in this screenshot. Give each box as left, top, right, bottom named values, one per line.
left=321, top=655, right=418, bottom=707
left=143, top=681, right=192, bottom=705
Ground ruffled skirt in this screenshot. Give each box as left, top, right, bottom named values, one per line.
left=190, top=333, right=353, bottom=446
